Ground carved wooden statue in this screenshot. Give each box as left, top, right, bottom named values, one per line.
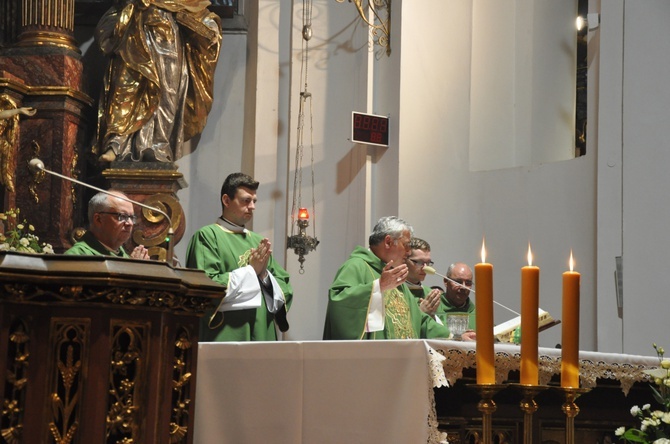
left=94, top=0, right=222, bottom=163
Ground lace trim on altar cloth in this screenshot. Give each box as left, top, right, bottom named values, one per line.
left=427, top=341, right=657, bottom=396
left=425, top=344, right=449, bottom=444
left=421, top=340, right=658, bottom=443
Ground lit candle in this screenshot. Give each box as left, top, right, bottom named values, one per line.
left=561, top=251, right=581, bottom=388
left=298, top=207, right=309, bottom=221
left=520, top=244, right=539, bottom=385
left=475, top=238, right=495, bottom=384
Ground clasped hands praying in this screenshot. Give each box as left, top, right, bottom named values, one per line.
left=250, top=238, right=272, bottom=280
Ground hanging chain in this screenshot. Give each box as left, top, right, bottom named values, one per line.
left=290, top=0, right=316, bottom=239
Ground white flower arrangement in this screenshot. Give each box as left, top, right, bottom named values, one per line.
left=616, top=344, right=670, bottom=443
left=0, top=208, right=54, bottom=254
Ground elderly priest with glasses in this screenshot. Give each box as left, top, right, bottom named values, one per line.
left=65, top=191, right=150, bottom=259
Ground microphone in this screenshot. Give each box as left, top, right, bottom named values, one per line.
left=28, top=158, right=45, bottom=173
left=423, top=265, right=520, bottom=316
left=29, top=158, right=174, bottom=264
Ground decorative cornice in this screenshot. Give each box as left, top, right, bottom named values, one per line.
left=0, top=78, right=93, bottom=106
left=0, top=252, right=223, bottom=315
left=101, top=169, right=185, bottom=181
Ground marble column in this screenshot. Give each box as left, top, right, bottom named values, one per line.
left=0, top=0, right=93, bottom=251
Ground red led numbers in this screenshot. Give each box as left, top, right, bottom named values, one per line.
left=352, top=112, right=389, bottom=147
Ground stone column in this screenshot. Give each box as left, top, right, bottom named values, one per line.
left=16, top=0, right=78, bottom=51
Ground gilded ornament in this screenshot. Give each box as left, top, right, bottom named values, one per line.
left=0, top=96, right=36, bottom=192
left=94, top=0, right=222, bottom=163
left=384, top=288, right=414, bottom=339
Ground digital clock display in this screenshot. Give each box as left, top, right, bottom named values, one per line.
left=351, top=112, right=389, bottom=147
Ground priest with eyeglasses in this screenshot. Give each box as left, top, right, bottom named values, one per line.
left=440, top=262, right=477, bottom=334
left=65, top=191, right=150, bottom=259
left=404, top=237, right=442, bottom=315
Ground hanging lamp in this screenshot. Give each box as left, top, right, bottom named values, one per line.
left=287, top=0, right=319, bottom=274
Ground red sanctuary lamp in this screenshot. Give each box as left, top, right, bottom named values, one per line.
left=287, top=5, right=319, bottom=274
left=287, top=207, right=319, bottom=274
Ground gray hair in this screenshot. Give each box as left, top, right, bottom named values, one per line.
left=369, top=216, right=413, bottom=246
left=87, top=190, right=126, bottom=224
left=446, top=263, right=457, bottom=278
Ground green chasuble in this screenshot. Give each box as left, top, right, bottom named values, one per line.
left=439, top=296, right=477, bottom=330
left=406, top=282, right=430, bottom=301
left=323, top=246, right=450, bottom=340
left=64, top=231, right=129, bottom=257
left=186, top=223, right=293, bottom=342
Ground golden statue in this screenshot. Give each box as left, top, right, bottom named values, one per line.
left=94, top=0, right=222, bottom=163
left=0, top=96, right=37, bottom=192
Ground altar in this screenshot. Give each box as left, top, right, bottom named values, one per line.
left=427, top=340, right=658, bottom=443
left=194, top=340, right=659, bottom=443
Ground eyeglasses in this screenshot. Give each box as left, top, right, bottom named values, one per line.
left=449, top=278, right=473, bottom=288
left=408, top=258, right=434, bottom=268
left=98, top=212, right=138, bottom=224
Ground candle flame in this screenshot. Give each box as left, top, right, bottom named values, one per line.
left=527, top=244, right=533, bottom=266
left=298, top=207, right=309, bottom=221
left=480, top=238, right=487, bottom=263
left=569, top=250, right=575, bottom=272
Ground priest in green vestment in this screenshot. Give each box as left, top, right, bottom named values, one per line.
left=65, top=191, right=150, bottom=258
left=186, top=173, right=292, bottom=341
left=440, top=262, right=477, bottom=334
left=405, top=237, right=443, bottom=318
left=323, top=216, right=450, bottom=340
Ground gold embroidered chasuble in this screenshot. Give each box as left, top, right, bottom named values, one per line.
left=324, top=246, right=450, bottom=340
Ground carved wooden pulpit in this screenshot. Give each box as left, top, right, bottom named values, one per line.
left=0, top=252, right=222, bottom=443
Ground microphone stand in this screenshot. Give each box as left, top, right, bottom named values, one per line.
left=29, top=158, right=174, bottom=264
left=424, top=265, right=520, bottom=316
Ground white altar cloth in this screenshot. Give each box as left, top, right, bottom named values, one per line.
left=194, top=340, right=444, bottom=444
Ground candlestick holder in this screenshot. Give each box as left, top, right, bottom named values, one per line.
left=508, top=384, right=549, bottom=444
left=465, top=384, right=506, bottom=444
left=558, top=387, right=591, bottom=444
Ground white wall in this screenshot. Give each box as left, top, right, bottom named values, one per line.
left=615, top=0, right=670, bottom=355
left=469, top=0, right=577, bottom=171
left=395, top=0, right=596, bottom=350
left=595, top=0, right=624, bottom=353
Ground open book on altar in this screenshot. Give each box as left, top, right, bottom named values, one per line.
left=493, top=308, right=560, bottom=343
